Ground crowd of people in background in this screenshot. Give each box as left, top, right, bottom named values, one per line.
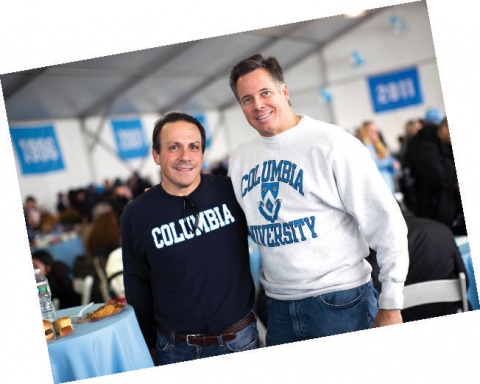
left=352, top=108, right=467, bottom=238
left=25, top=171, right=154, bottom=305
left=24, top=171, right=154, bottom=245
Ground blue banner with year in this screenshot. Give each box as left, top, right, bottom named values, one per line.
left=191, top=114, right=211, bottom=148
left=111, top=118, right=149, bottom=159
left=10, top=125, right=65, bottom=175
left=368, top=66, right=423, bottom=113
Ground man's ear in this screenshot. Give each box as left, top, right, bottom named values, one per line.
left=282, top=83, right=289, bottom=102
left=152, top=148, right=161, bottom=165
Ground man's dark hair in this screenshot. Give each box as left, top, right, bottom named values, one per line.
left=229, top=53, right=288, bottom=104
left=152, top=112, right=206, bottom=153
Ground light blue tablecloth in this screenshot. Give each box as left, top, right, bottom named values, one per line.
left=47, top=304, right=154, bottom=384
left=457, top=240, right=479, bottom=310
left=31, top=236, right=85, bottom=269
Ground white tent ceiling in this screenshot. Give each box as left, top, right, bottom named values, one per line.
left=0, top=8, right=385, bottom=124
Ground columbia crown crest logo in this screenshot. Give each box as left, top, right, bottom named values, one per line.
left=258, top=182, right=282, bottom=223
left=241, top=160, right=318, bottom=248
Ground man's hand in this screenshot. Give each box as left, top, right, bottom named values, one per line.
left=373, top=309, right=403, bottom=328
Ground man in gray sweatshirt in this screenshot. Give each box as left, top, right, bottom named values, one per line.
left=228, top=53, right=409, bottom=346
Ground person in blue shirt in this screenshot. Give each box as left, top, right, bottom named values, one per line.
left=358, top=121, right=401, bottom=193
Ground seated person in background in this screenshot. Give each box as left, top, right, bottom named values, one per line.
left=127, top=171, right=153, bottom=199
left=403, top=117, right=466, bottom=236
left=398, top=118, right=422, bottom=167
left=367, top=204, right=470, bottom=322
left=56, top=192, right=68, bottom=214
left=82, top=205, right=122, bottom=303
left=32, top=249, right=81, bottom=309
left=24, top=195, right=41, bottom=245
left=105, top=247, right=126, bottom=304
left=84, top=208, right=122, bottom=260
left=110, top=183, right=134, bottom=219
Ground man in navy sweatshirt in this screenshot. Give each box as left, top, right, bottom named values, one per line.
left=121, top=112, right=258, bottom=365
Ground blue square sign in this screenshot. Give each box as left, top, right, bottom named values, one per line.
left=10, top=125, right=65, bottom=175
left=368, top=66, right=423, bottom=113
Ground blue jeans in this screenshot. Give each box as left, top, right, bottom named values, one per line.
left=155, top=316, right=259, bottom=366
left=266, top=280, right=378, bottom=346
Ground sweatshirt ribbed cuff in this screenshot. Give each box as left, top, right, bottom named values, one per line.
left=378, top=281, right=405, bottom=310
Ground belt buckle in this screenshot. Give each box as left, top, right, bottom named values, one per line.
left=186, top=334, right=201, bottom=346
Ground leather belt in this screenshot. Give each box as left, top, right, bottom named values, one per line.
left=157, top=311, right=256, bottom=346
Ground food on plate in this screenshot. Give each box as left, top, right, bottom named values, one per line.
left=87, top=299, right=125, bottom=319
left=53, top=316, right=74, bottom=337
left=44, top=320, right=54, bottom=341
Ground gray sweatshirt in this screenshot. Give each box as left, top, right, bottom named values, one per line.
left=228, top=115, right=409, bottom=310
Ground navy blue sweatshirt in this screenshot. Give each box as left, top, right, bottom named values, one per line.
left=121, top=174, right=255, bottom=348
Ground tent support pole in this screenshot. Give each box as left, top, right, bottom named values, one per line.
left=80, top=118, right=98, bottom=185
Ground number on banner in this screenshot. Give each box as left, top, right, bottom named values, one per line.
left=375, top=78, right=416, bottom=105
left=118, top=128, right=144, bottom=151
left=368, top=67, right=423, bottom=113
left=17, top=137, right=60, bottom=164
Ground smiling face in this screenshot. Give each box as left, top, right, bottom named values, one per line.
left=236, top=68, right=299, bottom=137
left=152, top=120, right=204, bottom=196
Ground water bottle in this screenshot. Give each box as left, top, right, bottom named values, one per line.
left=35, top=269, right=56, bottom=321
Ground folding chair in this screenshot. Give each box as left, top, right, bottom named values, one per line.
left=403, top=272, right=469, bottom=312
left=72, top=275, right=94, bottom=306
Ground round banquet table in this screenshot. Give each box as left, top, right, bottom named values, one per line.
left=47, top=303, right=154, bottom=384
left=31, top=235, right=85, bottom=270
